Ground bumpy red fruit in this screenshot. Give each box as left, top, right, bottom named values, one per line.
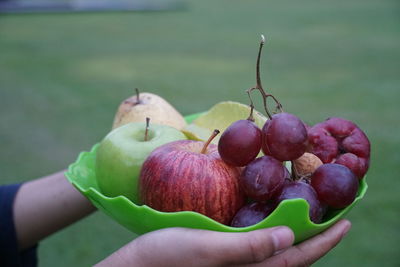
left=240, top=155, right=285, bottom=201
left=218, top=119, right=262, bottom=166
left=307, top=117, right=370, bottom=179
left=231, top=202, right=276, bottom=227
left=311, top=163, right=359, bottom=209
left=262, top=112, right=308, bottom=161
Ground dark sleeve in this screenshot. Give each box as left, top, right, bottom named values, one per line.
left=0, top=184, right=38, bottom=267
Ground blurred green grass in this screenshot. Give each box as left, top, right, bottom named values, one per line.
left=0, top=0, right=399, bottom=266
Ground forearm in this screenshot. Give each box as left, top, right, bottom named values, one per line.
left=13, top=170, right=96, bottom=250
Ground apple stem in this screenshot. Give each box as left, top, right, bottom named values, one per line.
left=201, top=129, right=220, bottom=154
left=246, top=34, right=283, bottom=120
left=144, top=117, right=150, bottom=141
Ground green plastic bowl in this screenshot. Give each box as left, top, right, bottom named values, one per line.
left=65, top=114, right=368, bottom=243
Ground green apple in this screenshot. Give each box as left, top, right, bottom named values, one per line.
left=96, top=122, right=186, bottom=204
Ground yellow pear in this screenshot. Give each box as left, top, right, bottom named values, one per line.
left=112, top=90, right=187, bottom=130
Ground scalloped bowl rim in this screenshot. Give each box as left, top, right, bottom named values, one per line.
left=66, top=145, right=367, bottom=242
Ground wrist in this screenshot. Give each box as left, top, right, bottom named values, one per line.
left=95, top=239, right=142, bottom=267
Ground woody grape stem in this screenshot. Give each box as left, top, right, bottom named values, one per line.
left=246, top=35, right=283, bottom=119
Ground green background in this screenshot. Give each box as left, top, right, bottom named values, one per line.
left=1, top=0, right=399, bottom=266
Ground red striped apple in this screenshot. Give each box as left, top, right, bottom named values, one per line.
left=139, top=131, right=246, bottom=225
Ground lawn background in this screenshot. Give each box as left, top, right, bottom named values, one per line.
left=1, top=0, right=399, bottom=266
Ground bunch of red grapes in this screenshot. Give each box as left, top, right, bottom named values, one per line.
left=218, top=36, right=371, bottom=227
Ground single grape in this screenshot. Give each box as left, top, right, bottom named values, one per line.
left=218, top=119, right=262, bottom=167
left=311, top=163, right=359, bottom=209
left=262, top=112, right=308, bottom=161
left=275, top=180, right=325, bottom=223
left=240, top=156, right=285, bottom=201
left=231, top=202, right=276, bottom=227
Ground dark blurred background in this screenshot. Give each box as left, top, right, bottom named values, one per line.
left=1, top=0, right=399, bottom=266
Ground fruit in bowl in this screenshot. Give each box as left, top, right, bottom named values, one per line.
left=139, top=130, right=246, bottom=225
left=112, top=88, right=187, bottom=130
left=210, top=35, right=371, bottom=227
left=65, top=143, right=367, bottom=242
left=96, top=119, right=186, bottom=204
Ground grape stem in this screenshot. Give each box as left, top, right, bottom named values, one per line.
left=246, top=35, right=283, bottom=120
left=246, top=90, right=255, bottom=122
left=144, top=117, right=150, bottom=141
left=291, top=160, right=300, bottom=180
left=201, top=129, right=220, bottom=154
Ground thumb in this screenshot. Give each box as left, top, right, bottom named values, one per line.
left=198, top=226, right=294, bottom=265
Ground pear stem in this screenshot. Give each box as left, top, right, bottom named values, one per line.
left=135, top=88, right=140, bottom=103
left=201, top=129, right=220, bottom=154
left=144, top=117, right=150, bottom=141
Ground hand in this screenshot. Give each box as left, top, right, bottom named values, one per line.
left=95, top=219, right=351, bottom=267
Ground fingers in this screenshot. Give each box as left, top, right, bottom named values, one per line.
left=98, top=227, right=295, bottom=267
left=296, top=219, right=351, bottom=264
left=265, top=219, right=351, bottom=267
left=197, top=226, right=294, bottom=265
left=97, top=221, right=349, bottom=267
